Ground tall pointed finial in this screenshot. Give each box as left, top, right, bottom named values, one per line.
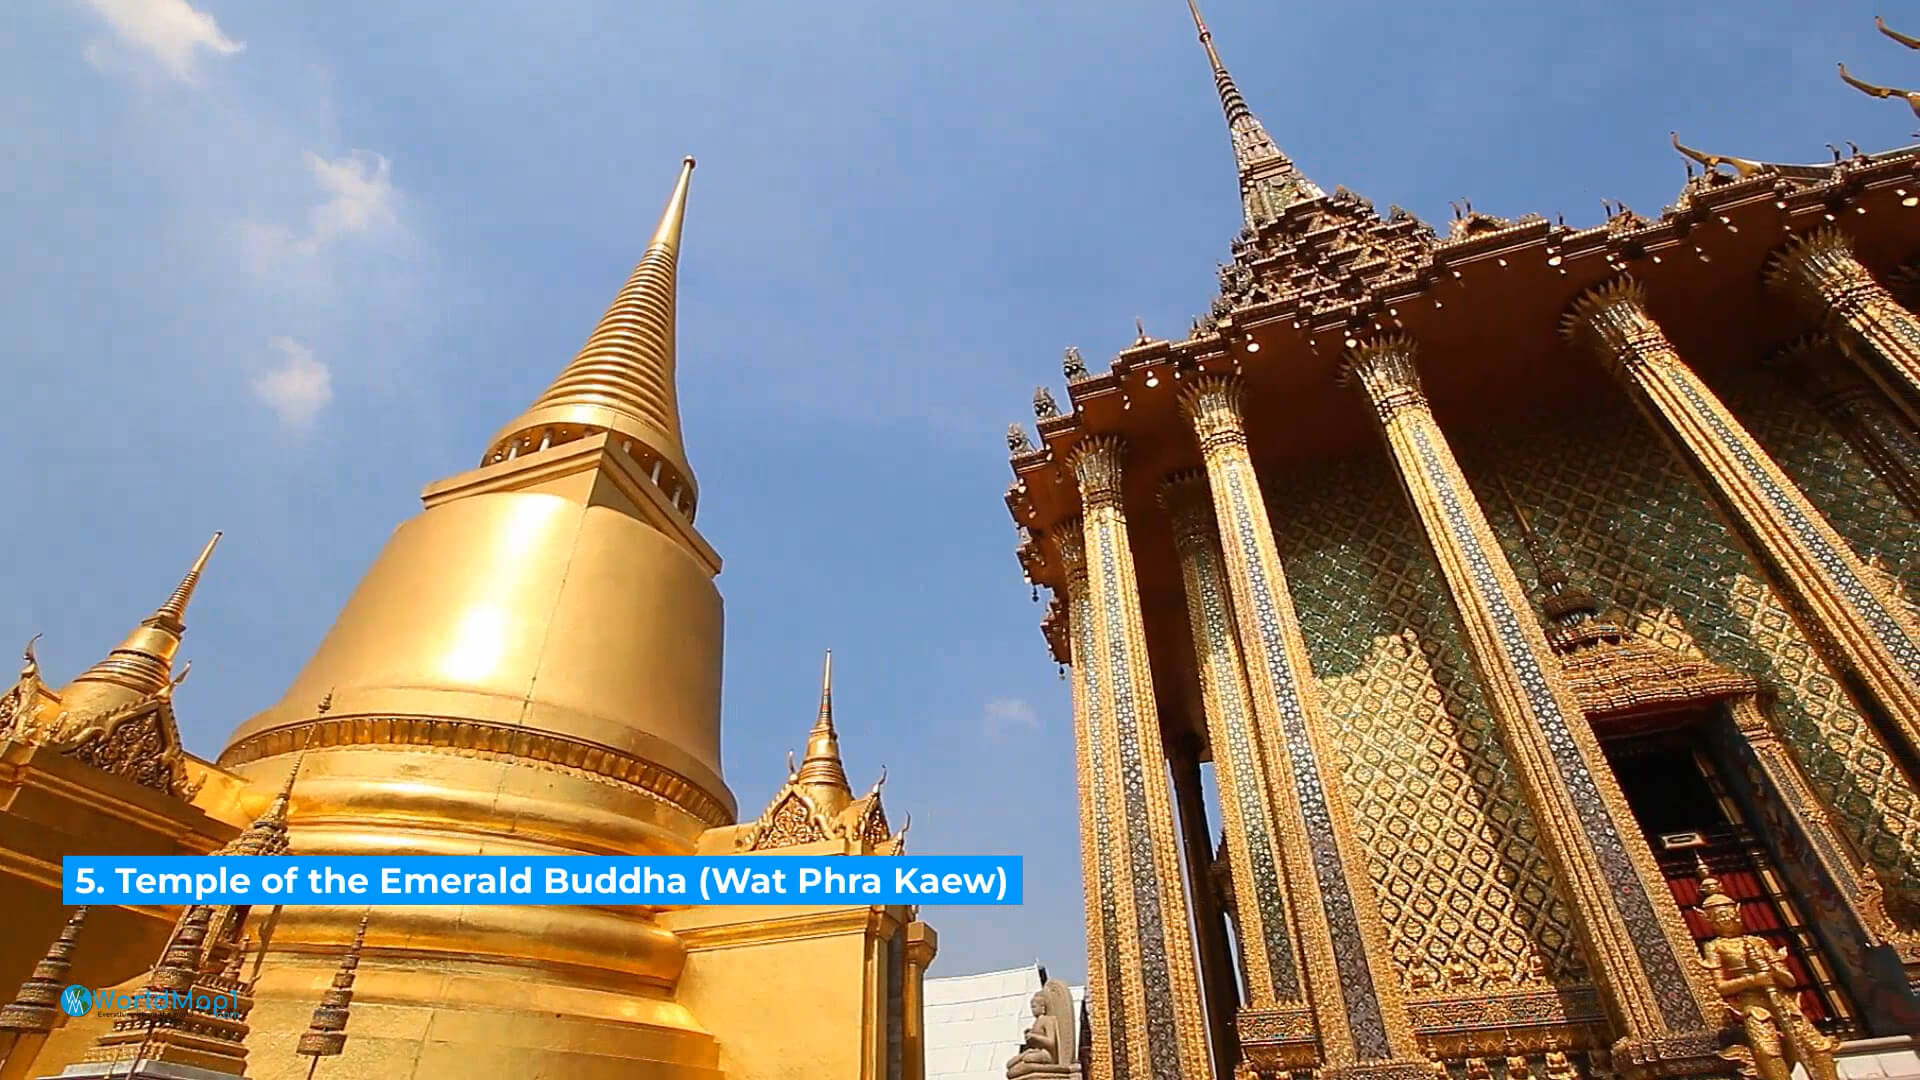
left=793, top=649, right=852, bottom=809
left=217, top=755, right=303, bottom=858
left=61, top=533, right=223, bottom=711
left=151, top=532, right=222, bottom=633
left=267, top=755, right=304, bottom=823
left=485, top=157, right=702, bottom=515
left=1494, top=476, right=1599, bottom=628
left=0, top=907, right=88, bottom=1036
left=1180, top=0, right=1321, bottom=222
left=817, top=648, right=834, bottom=732
left=297, top=912, right=369, bottom=1068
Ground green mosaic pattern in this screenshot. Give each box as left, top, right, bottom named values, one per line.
left=1270, top=457, right=1586, bottom=988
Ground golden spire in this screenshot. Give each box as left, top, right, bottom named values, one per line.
left=297, top=913, right=369, bottom=1068
left=0, top=907, right=86, bottom=1036
left=217, top=756, right=301, bottom=857
left=1181, top=0, right=1322, bottom=221
left=485, top=157, right=701, bottom=512
left=1494, top=477, right=1599, bottom=628
left=61, top=532, right=221, bottom=715
left=793, top=650, right=852, bottom=816
left=145, top=904, right=215, bottom=1001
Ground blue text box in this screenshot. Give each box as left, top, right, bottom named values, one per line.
left=64, top=855, right=1022, bottom=906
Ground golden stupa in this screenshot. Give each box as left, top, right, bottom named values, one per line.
left=0, top=158, right=935, bottom=1080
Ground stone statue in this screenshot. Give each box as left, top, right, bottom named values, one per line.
left=1033, top=387, right=1060, bottom=420
left=1006, top=978, right=1079, bottom=1078
left=1062, top=346, right=1087, bottom=380
left=1696, top=862, right=1839, bottom=1080
left=1008, top=424, right=1034, bottom=454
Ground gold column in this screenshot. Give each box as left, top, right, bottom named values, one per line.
left=1565, top=277, right=1920, bottom=775
left=1175, top=381, right=1429, bottom=1080
left=1334, top=342, right=1724, bottom=1077
left=1770, top=334, right=1920, bottom=521
left=1767, top=227, right=1920, bottom=432
left=1055, top=519, right=1129, bottom=1080
left=1160, top=470, right=1305, bottom=1018
left=1168, top=730, right=1243, bottom=1080
left=902, top=921, right=936, bottom=1080
left=1068, top=436, right=1214, bottom=1078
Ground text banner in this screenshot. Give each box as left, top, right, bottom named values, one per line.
left=63, top=855, right=1022, bottom=906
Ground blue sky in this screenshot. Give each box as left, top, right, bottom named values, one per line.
left=2, top=0, right=1914, bottom=984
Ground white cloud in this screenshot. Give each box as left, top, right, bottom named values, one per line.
left=302, top=150, right=397, bottom=250
left=983, top=697, right=1041, bottom=742
left=252, top=336, right=331, bottom=430
left=76, top=0, right=243, bottom=82
left=242, top=150, right=400, bottom=266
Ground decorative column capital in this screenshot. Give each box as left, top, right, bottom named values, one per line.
left=1338, top=334, right=1428, bottom=423
left=1766, top=333, right=1869, bottom=404
left=1158, top=470, right=1220, bottom=555
left=1765, top=226, right=1878, bottom=313
left=1054, top=517, right=1089, bottom=584
left=1178, top=375, right=1249, bottom=455
left=903, top=920, right=938, bottom=968
left=1561, top=276, right=1669, bottom=374
left=1069, top=435, right=1128, bottom=510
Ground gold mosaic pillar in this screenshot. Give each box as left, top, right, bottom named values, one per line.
left=1565, top=277, right=1920, bottom=774
left=1159, top=471, right=1305, bottom=1015
left=1054, top=519, right=1126, bottom=1080
left=1168, top=731, right=1242, bottom=1079
left=1766, top=227, right=1920, bottom=432
left=1175, top=380, right=1429, bottom=1080
left=1336, top=340, right=1724, bottom=1077
left=1069, top=434, right=1212, bottom=1079
left=1771, top=334, right=1920, bottom=521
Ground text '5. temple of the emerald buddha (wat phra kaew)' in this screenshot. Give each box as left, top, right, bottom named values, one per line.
left=1004, top=6, right=1920, bottom=1080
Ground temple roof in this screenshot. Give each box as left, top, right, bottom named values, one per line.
left=1002, top=8, right=1920, bottom=665
left=732, top=651, right=905, bottom=854
left=0, top=534, right=221, bottom=800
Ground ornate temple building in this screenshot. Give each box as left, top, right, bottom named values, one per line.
left=1004, top=7, right=1920, bottom=1080
left=0, top=157, right=936, bottom=1079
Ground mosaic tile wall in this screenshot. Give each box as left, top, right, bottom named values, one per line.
left=1722, top=366, right=1920, bottom=607
left=1268, top=458, right=1587, bottom=990
left=1465, top=380, right=1920, bottom=893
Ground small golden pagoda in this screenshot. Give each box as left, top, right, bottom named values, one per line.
left=1006, top=6, right=1920, bottom=1079
left=2, top=156, right=935, bottom=1080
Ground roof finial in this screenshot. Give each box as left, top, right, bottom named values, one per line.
left=297, top=912, right=370, bottom=1067
left=1670, top=132, right=1766, bottom=179
left=152, top=532, right=222, bottom=632
left=485, top=157, right=702, bottom=517
left=62, top=533, right=223, bottom=709
left=817, top=648, right=834, bottom=735
left=1180, top=0, right=1320, bottom=222
left=0, top=907, right=88, bottom=1037
left=793, top=649, right=852, bottom=804
left=1878, top=15, right=1920, bottom=49
left=1838, top=64, right=1920, bottom=119
left=1494, top=476, right=1599, bottom=629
